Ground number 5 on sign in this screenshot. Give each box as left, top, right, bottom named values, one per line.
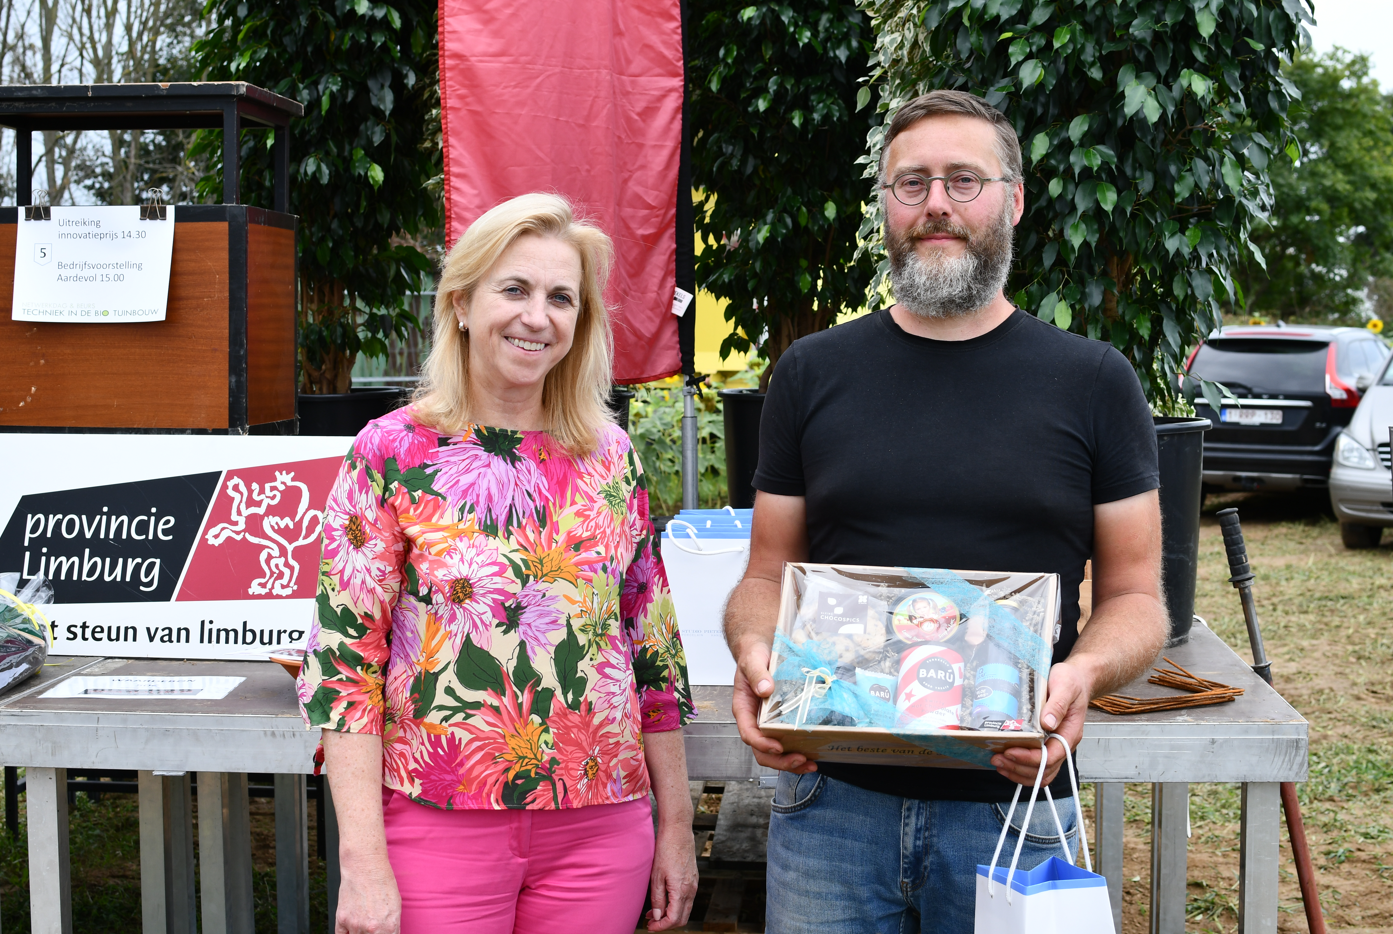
left=34, top=243, right=51, bottom=265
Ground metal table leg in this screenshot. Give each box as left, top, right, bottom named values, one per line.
left=5, top=765, right=19, bottom=836
left=25, top=767, right=72, bottom=934
left=1095, top=783, right=1125, bottom=934
left=138, top=771, right=197, bottom=934
left=197, top=773, right=255, bottom=934
left=1150, top=782, right=1189, bottom=934
left=138, top=771, right=167, bottom=934
left=323, top=776, right=340, bottom=934
left=1239, top=782, right=1280, bottom=934
left=275, top=774, right=310, bottom=934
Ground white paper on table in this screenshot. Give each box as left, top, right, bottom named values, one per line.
left=40, top=675, right=245, bottom=700
left=12, top=205, right=177, bottom=323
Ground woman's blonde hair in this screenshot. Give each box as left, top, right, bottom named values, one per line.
left=412, top=192, right=615, bottom=453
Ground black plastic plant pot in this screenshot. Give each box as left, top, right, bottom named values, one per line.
left=718, top=388, right=765, bottom=509
left=1154, top=416, right=1212, bottom=645
left=608, top=386, right=636, bottom=432
left=297, top=387, right=406, bottom=437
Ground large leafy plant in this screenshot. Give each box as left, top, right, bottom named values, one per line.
left=688, top=0, right=879, bottom=385
left=193, top=0, right=442, bottom=393
left=857, top=0, right=1309, bottom=408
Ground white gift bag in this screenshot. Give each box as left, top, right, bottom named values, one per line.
left=661, top=519, right=748, bottom=686
left=975, top=734, right=1115, bottom=934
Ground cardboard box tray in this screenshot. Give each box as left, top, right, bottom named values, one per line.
left=758, top=561, right=1059, bottom=769
left=761, top=721, right=1045, bottom=769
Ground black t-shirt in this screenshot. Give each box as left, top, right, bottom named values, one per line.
left=753, top=308, right=1159, bottom=802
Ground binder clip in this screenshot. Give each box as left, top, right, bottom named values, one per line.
left=24, top=189, right=50, bottom=221
left=140, top=188, right=167, bottom=221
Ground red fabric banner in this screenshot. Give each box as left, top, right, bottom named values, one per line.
left=439, top=0, right=684, bottom=383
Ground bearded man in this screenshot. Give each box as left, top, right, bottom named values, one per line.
left=723, top=90, right=1169, bottom=933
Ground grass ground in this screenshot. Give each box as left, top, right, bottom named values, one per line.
left=0, top=490, right=1387, bottom=932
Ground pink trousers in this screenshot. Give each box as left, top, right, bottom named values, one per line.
left=383, top=789, right=655, bottom=934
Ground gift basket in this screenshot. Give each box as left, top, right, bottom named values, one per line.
left=757, top=563, right=1060, bottom=768
left=0, top=573, right=54, bottom=695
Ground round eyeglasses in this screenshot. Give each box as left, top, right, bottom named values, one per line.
left=881, top=170, right=1008, bottom=206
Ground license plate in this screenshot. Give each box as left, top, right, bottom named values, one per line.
left=1221, top=407, right=1283, bottom=425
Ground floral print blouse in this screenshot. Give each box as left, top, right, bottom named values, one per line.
left=297, top=407, right=694, bottom=811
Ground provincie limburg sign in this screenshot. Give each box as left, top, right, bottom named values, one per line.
left=0, top=435, right=352, bottom=659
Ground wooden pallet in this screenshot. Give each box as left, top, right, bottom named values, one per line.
left=636, top=780, right=773, bottom=933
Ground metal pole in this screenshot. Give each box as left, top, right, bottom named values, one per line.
left=1216, top=507, right=1325, bottom=934
left=4, top=766, right=17, bottom=835
left=222, top=105, right=240, bottom=206
left=138, top=771, right=169, bottom=934
left=1095, top=782, right=1125, bottom=934
left=1239, top=783, right=1282, bottom=934
left=1149, top=782, right=1188, bottom=934
left=273, top=125, right=289, bottom=214
left=164, top=773, right=198, bottom=934
left=275, top=774, right=310, bottom=934
left=324, top=776, right=340, bottom=934
left=16, top=130, right=31, bottom=206
left=26, top=767, right=72, bottom=934
left=681, top=382, right=699, bottom=510
left=197, top=772, right=254, bottom=934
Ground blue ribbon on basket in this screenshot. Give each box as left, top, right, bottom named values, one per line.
left=770, top=633, right=996, bottom=768
left=903, top=568, right=1054, bottom=675
left=772, top=633, right=899, bottom=728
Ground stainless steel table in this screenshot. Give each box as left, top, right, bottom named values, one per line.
left=2, top=619, right=1305, bottom=934
left=682, top=620, right=1307, bottom=934
left=1078, top=623, right=1307, bottom=934
left=0, top=656, right=317, bottom=934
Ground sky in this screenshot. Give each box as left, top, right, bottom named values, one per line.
left=1304, top=0, right=1393, bottom=89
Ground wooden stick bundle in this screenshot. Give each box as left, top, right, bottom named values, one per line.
left=1089, top=657, right=1243, bottom=715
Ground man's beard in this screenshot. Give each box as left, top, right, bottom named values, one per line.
left=886, top=199, right=1016, bottom=320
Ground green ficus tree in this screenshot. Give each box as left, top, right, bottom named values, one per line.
left=689, top=0, right=879, bottom=385
left=194, top=0, right=443, bottom=394
left=856, top=0, right=1310, bottom=407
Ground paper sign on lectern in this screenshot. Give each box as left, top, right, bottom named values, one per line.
left=11, top=205, right=176, bottom=323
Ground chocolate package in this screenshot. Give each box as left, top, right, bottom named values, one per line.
left=757, top=563, right=1061, bottom=769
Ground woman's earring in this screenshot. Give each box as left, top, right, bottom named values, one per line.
left=458, top=320, right=466, bottom=332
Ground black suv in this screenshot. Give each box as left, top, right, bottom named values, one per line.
left=1186, top=325, right=1390, bottom=492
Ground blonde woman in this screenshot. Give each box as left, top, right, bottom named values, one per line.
left=297, top=193, right=699, bottom=934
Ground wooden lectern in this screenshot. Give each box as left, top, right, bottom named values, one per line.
left=0, top=83, right=303, bottom=434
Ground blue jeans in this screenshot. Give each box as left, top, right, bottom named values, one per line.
left=765, top=772, right=1078, bottom=934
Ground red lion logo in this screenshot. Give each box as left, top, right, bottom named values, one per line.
left=176, top=456, right=341, bottom=603
left=204, top=471, right=325, bottom=596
